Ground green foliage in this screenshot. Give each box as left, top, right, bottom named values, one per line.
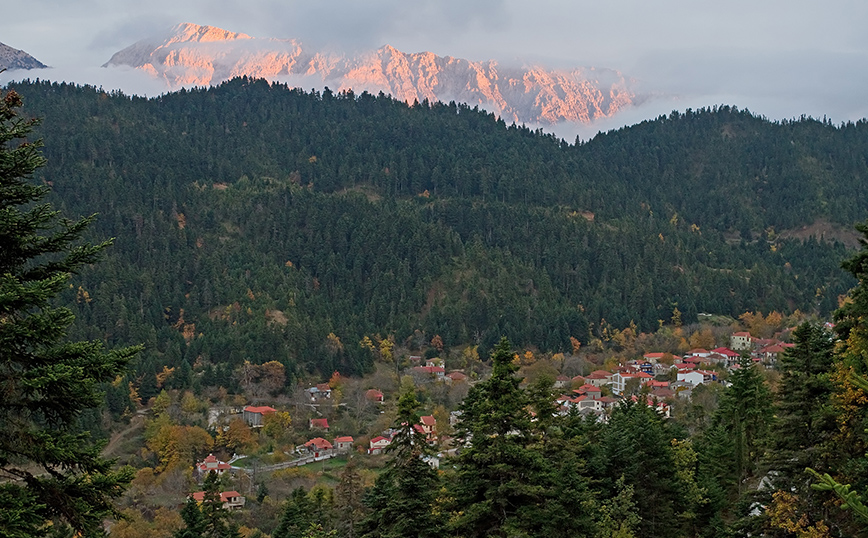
left=1, top=79, right=859, bottom=385
left=359, top=387, right=442, bottom=538
left=714, top=356, right=774, bottom=491
left=0, top=88, right=140, bottom=536
left=450, top=337, right=546, bottom=537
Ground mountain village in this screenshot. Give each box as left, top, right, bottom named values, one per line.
left=187, top=326, right=798, bottom=509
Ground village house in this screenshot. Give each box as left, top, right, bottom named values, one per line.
left=610, top=371, right=652, bottom=395
left=196, top=454, right=230, bottom=477
left=410, top=365, right=446, bottom=382
left=242, top=406, right=276, bottom=427
left=446, top=371, right=468, bottom=383
left=334, top=436, right=354, bottom=452
left=191, top=490, right=246, bottom=510
left=574, top=384, right=602, bottom=399
left=558, top=394, right=602, bottom=413
left=309, top=418, right=329, bottom=431
left=677, top=369, right=717, bottom=386
left=645, top=379, right=670, bottom=390
left=303, top=437, right=333, bottom=458
left=710, top=347, right=740, bottom=365
left=730, top=331, right=753, bottom=351
left=554, top=375, right=570, bottom=389
left=643, top=352, right=668, bottom=364
left=307, top=383, right=332, bottom=402
left=758, top=343, right=793, bottom=365
left=418, top=415, right=437, bottom=443
left=368, top=435, right=392, bottom=455
left=584, top=370, right=613, bottom=388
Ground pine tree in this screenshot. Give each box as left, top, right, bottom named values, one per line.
left=175, top=497, right=207, bottom=538
left=274, top=487, right=315, bottom=538
left=769, top=323, right=836, bottom=485
left=806, top=221, right=868, bottom=533
left=0, top=88, right=140, bottom=535
left=449, top=337, right=545, bottom=537
left=359, top=387, right=442, bottom=538
left=715, top=355, right=773, bottom=492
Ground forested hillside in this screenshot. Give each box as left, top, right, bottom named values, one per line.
left=9, top=78, right=865, bottom=383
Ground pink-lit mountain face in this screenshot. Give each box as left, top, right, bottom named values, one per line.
left=104, top=23, right=640, bottom=125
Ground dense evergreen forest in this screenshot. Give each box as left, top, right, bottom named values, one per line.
left=8, top=77, right=865, bottom=383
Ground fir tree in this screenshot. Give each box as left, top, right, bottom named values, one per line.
left=359, top=387, right=442, bottom=538
left=0, top=88, right=140, bottom=535
left=769, top=323, right=836, bottom=486
left=175, top=497, right=207, bottom=538
left=449, top=337, right=545, bottom=537
left=274, top=487, right=315, bottom=538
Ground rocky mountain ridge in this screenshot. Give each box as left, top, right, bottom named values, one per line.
left=0, top=42, right=47, bottom=71
left=103, top=22, right=641, bottom=125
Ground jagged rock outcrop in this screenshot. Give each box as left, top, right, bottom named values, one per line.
left=104, top=22, right=639, bottom=125
left=0, top=43, right=48, bottom=71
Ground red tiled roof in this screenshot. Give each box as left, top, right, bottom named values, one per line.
left=420, top=415, right=436, bottom=426
left=191, top=491, right=242, bottom=502
left=413, top=366, right=445, bottom=374
left=310, top=418, right=329, bottom=429
left=244, top=406, right=276, bottom=414
left=305, top=437, right=333, bottom=450
left=334, top=436, right=354, bottom=443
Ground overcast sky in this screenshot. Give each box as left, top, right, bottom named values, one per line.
left=2, top=0, right=867, bottom=138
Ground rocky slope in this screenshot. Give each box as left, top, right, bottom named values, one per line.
left=103, top=22, right=640, bottom=125
left=0, top=43, right=47, bottom=70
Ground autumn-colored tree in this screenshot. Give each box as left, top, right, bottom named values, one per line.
left=152, top=389, right=172, bottom=416
left=180, top=391, right=204, bottom=415
left=379, top=337, right=395, bottom=364
left=431, top=334, right=444, bottom=352
left=688, top=328, right=716, bottom=350
left=570, top=336, right=582, bottom=355
left=672, top=307, right=683, bottom=327
left=111, top=507, right=183, bottom=538
left=218, top=418, right=257, bottom=454
left=359, top=336, right=376, bottom=353
left=263, top=410, right=293, bottom=440
left=326, top=332, right=344, bottom=356
left=767, top=491, right=831, bottom=538
left=155, top=365, right=176, bottom=389
left=145, top=418, right=214, bottom=472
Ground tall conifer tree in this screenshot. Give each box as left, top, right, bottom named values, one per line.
left=0, top=88, right=139, bottom=535
left=359, top=387, right=442, bottom=538
left=449, top=337, right=545, bottom=537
